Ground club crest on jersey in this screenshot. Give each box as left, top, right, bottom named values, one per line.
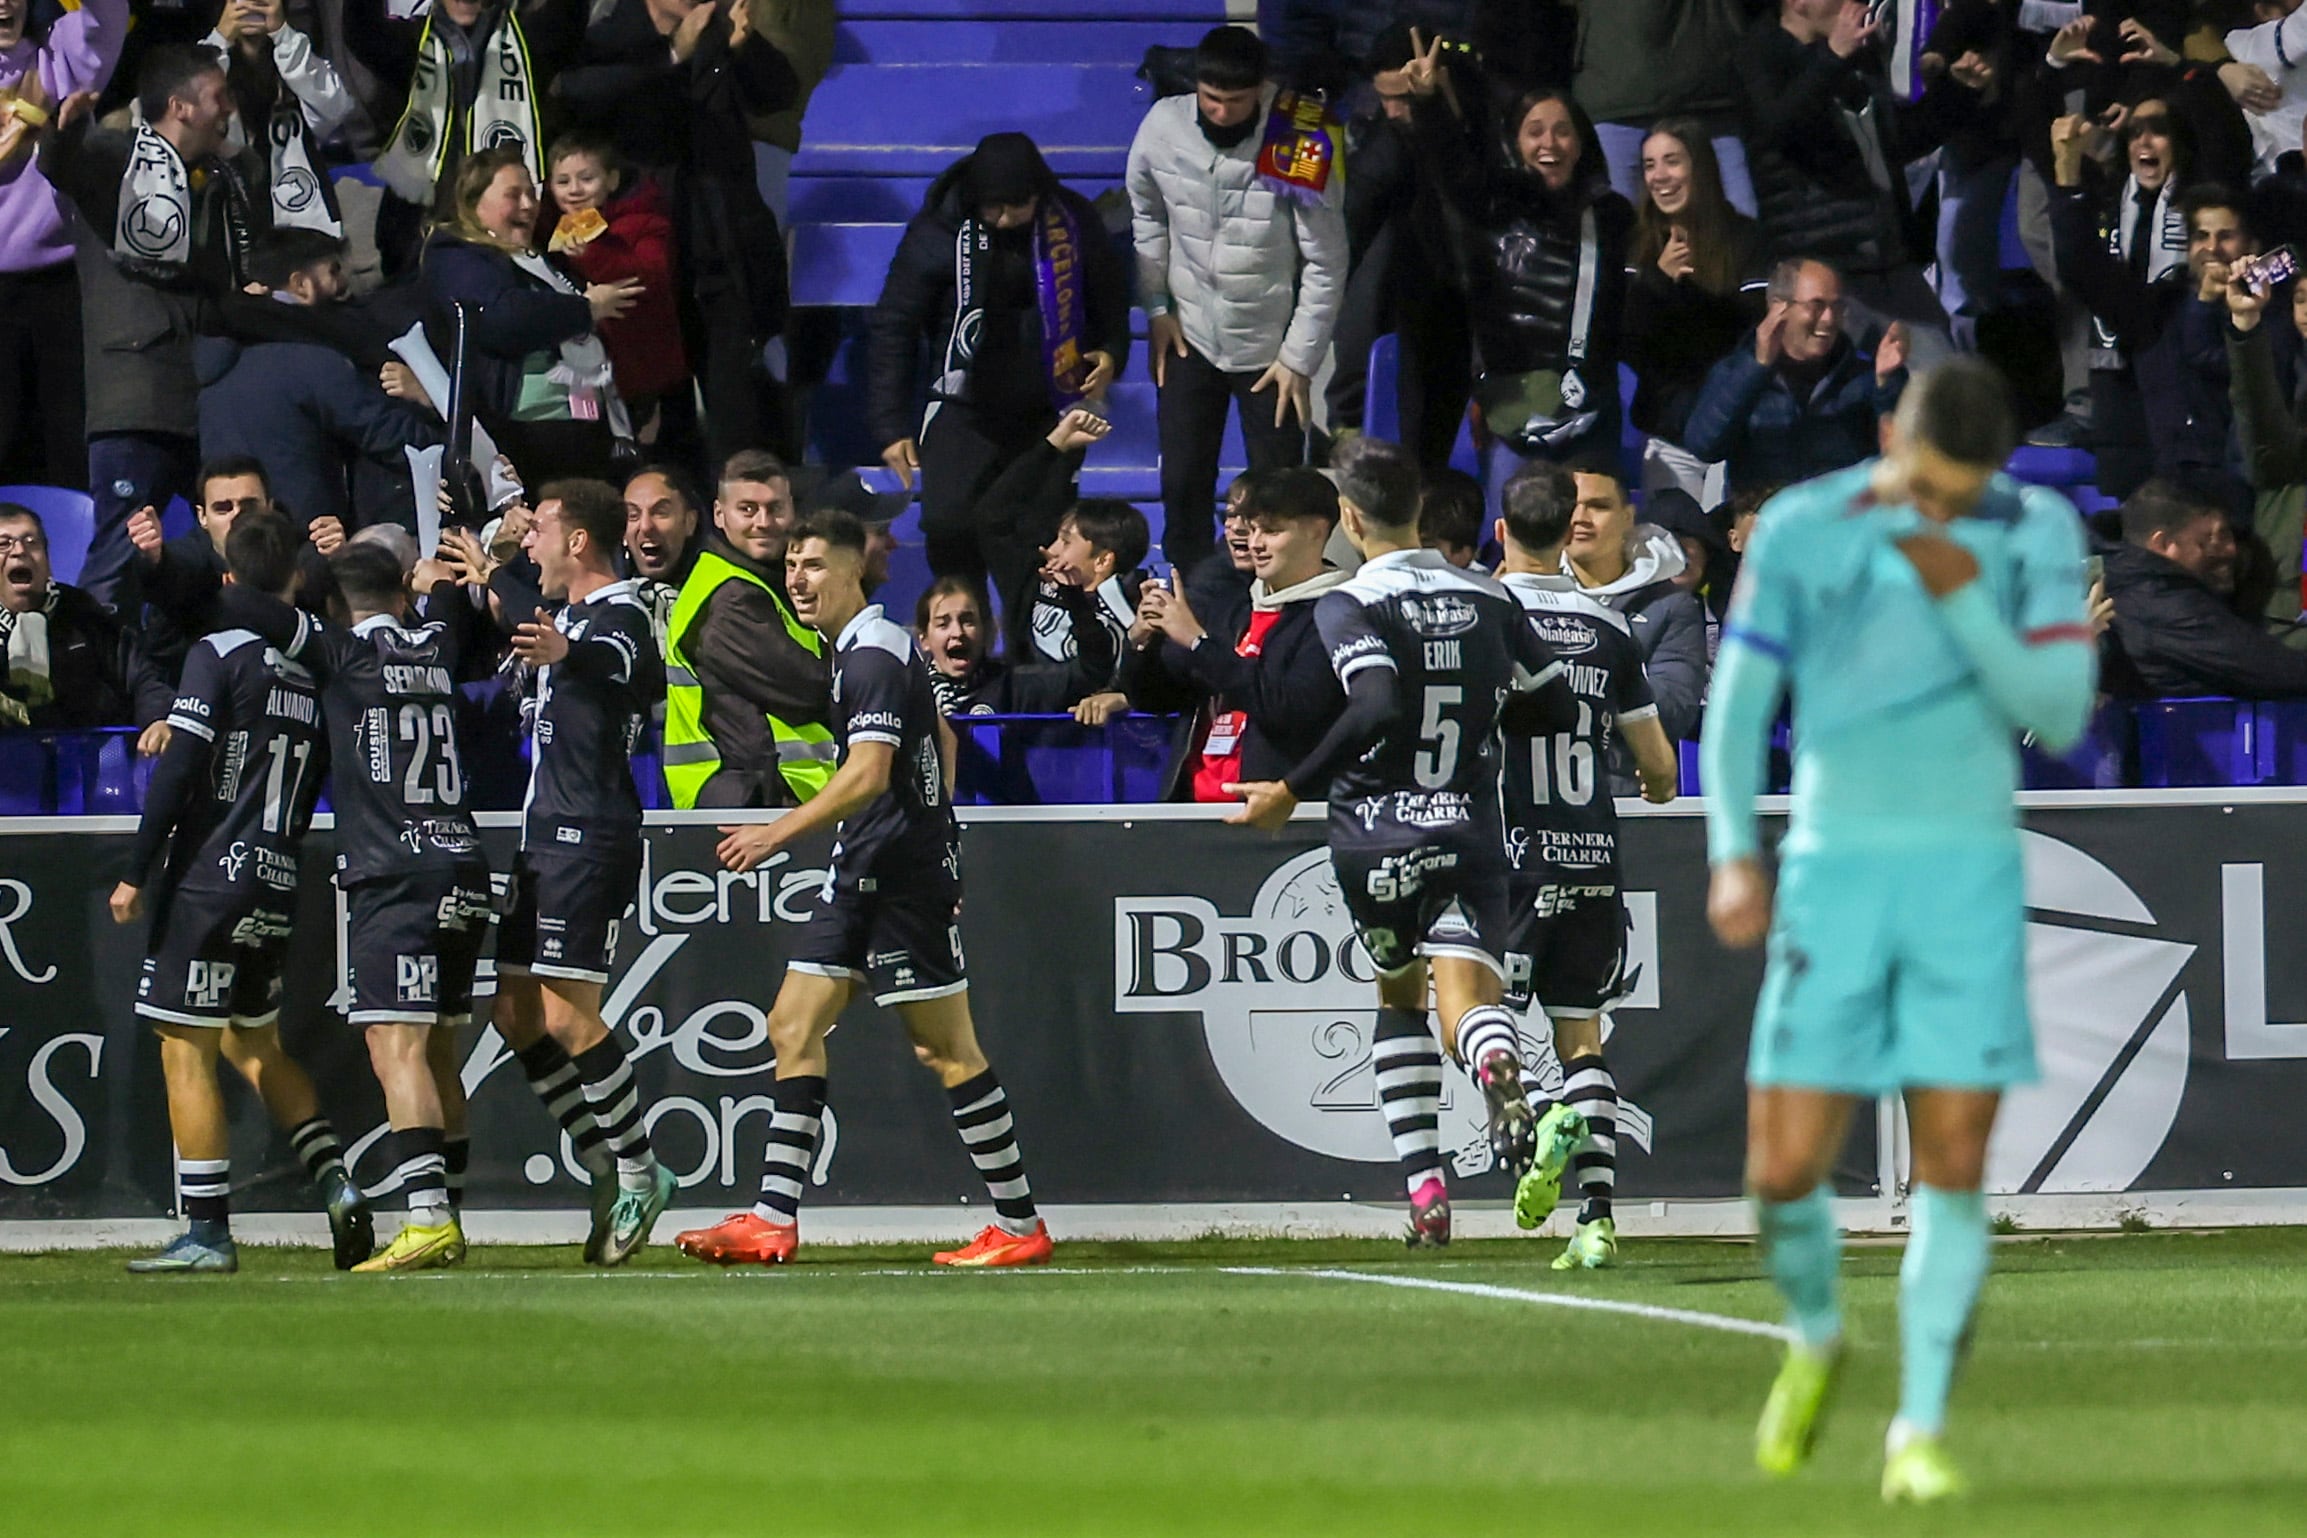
left=217, top=841, right=251, bottom=882
left=1398, top=594, right=1480, bottom=637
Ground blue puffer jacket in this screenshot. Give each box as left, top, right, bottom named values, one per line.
left=1681, top=336, right=1906, bottom=493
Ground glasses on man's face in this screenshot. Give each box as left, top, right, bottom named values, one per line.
left=0, top=534, right=46, bottom=555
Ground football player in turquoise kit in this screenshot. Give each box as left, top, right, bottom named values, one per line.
left=1702, top=360, right=2096, bottom=1502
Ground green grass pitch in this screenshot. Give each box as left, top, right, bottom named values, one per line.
left=6, top=1229, right=2305, bottom=1535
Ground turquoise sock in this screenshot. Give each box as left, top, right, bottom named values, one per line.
left=1755, top=1186, right=1842, bottom=1349
left=1897, top=1184, right=1990, bottom=1437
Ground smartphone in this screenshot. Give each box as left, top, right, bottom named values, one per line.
left=2240, top=245, right=2301, bottom=296
left=2085, top=555, right=2105, bottom=590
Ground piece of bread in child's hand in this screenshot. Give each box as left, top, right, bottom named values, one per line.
left=550, top=207, right=607, bottom=252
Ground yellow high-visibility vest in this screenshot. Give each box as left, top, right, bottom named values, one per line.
left=662, top=550, right=835, bottom=808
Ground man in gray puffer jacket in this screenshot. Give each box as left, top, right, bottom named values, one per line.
left=1127, top=25, right=1347, bottom=573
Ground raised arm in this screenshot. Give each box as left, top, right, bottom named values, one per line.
left=1905, top=498, right=2097, bottom=751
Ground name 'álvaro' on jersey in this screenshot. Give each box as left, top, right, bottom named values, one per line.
left=149, top=628, right=327, bottom=896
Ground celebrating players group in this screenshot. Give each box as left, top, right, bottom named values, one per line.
left=107, top=360, right=2085, bottom=1501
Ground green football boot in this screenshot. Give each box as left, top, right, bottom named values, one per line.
left=1755, top=1341, right=1843, bottom=1477
left=1512, top=1104, right=1588, bottom=1230
left=598, top=1162, right=678, bottom=1267
left=1881, top=1434, right=1968, bottom=1504
left=1552, top=1216, right=1618, bottom=1270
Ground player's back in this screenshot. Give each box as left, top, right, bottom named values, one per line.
left=1729, top=465, right=2089, bottom=850
left=1318, top=549, right=1538, bottom=821
left=161, top=629, right=326, bottom=894
left=526, top=579, right=666, bottom=859
left=1497, top=572, right=1655, bottom=881
left=828, top=603, right=955, bottom=875
left=323, top=615, right=486, bottom=885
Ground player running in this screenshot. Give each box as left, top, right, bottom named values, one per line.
left=216, top=542, right=494, bottom=1272
left=1704, top=361, right=2095, bottom=1502
left=676, top=510, right=1054, bottom=1269
left=109, top=513, right=372, bottom=1274
left=1491, top=466, right=1678, bottom=1270
left=1227, top=438, right=1578, bottom=1247
left=478, top=481, right=676, bottom=1265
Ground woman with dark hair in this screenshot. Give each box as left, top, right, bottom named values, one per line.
left=421, top=144, right=642, bottom=489
left=1624, top=117, right=1768, bottom=501
left=1401, top=36, right=1633, bottom=517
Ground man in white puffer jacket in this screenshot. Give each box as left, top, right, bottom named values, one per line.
left=1128, top=25, right=1346, bottom=574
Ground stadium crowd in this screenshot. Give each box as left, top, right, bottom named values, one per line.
left=11, top=0, right=2307, bottom=795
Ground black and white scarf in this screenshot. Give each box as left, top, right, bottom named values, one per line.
left=212, top=26, right=343, bottom=234
left=2091, top=175, right=2186, bottom=367
left=113, top=118, right=258, bottom=280
left=375, top=8, right=541, bottom=204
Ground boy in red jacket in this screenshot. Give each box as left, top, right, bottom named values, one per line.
left=547, top=133, right=689, bottom=426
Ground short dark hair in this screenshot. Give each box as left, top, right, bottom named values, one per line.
left=1332, top=437, right=1421, bottom=529
left=790, top=507, right=870, bottom=559
left=1499, top=464, right=1578, bottom=553
left=137, top=43, right=224, bottom=127
left=0, top=503, right=43, bottom=535
left=199, top=455, right=272, bottom=502
left=1896, top=357, right=2018, bottom=470
left=2119, top=478, right=2223, bottom=544
left=224, top=511, right=302, bottom=595
left=1063, top=499, right=1151, bottom=573
left=546, top=130, right=620, bottom=176
left=538, top=478, right=625, bottom=557
left=915, top=573, right=988, bottom=633
left=626, top=463, right=705, bottom=518
left=718, top=449, right=791, bottom=493
left=1194, top=24, right=1267, bottom=91
left=2181, top=182, right=2250, bottom=239
left=1418, top=468, right=1486, bottom=552
left=330, top=541, right=407, bottom=613
left=248, top=229, right=345, bottom=292
left=1253, top=467, right=1341, bottom=530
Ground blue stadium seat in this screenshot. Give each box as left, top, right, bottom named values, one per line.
left=1364, top=335, right=1402, bottom=442
left=795, top=64, right=1149, bottom=176
left=835, top=19, right=1201, bottom=63
left=54, top=730, right=150, bottom=816
left=2021, top=703, right=2135, bottom=789
left=844, top=0, right=1219, bottom=18
left=790, top=223, right=907, bottom=308
left=2005, top=444, right=2097, bottom=488
left=0, top=485, right=95, bottom=585
left=2254, top=699, right=2307, bottom=786
left=950, top=714, right=1173, bottom=804
left=0, top=734, right=51, bottom=814
left=2134, top=696, right=2260, bottom=787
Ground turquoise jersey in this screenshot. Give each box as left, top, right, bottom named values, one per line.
left=1703, top=464, right=2097, bottom=865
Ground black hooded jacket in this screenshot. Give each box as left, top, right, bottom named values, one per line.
left=866, top=139, right=1132, bottom=448
left=2101, top=540, right=2307, bottom=699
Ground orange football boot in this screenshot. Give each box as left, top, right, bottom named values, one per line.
left=675, top=1212, right=798, bottom=1265
left=932, top=1220, right=1055, bottom=1268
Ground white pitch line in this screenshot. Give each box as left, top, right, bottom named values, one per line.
left=1223, top=1266, right=1796, bottom=1344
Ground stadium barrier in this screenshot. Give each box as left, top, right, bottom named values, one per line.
left=5, top=796, right=2306, bottom=1241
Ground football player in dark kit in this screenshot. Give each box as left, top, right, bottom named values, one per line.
left=1227, top=438, right=1580, bottom=1247
left=110, top=513, right=373, bottom=1274
left=678, top=510, right=1054, bottom=1270
left=214, top=541, right=495, bottom=1272
left=481, top=480, right=677, bottom=1266
left=1492, top=465, right=1679, bottom=1271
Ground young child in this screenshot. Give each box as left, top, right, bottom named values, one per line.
left=546, top=133, right=688, bottom=422
left=1022, top=499, right=1150, bottom=678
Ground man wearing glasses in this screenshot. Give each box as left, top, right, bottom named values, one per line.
left=1684, top=257, right=1911, bottom=493
left=0, top=502, right=173, bottom=737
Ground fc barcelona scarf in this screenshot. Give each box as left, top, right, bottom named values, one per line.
left=927, top=196, right=1094, bottom=433
left=1254, top=90, right=1340, bottom=204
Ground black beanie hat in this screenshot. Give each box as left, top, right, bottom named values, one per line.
left=965, top=133, right=1050, bottom=208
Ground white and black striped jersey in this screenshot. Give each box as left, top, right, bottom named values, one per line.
left=270, top=606, right=486, bottom=885
left=1314, top=549, right=1564, bottom=818
left=827, top=604, right=955, bottom=877
left=522, top=579, right=666, bottom=861
left=1499, top=572, right=1657, bottom=884
left=145, top=629, right=326, bottom=896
